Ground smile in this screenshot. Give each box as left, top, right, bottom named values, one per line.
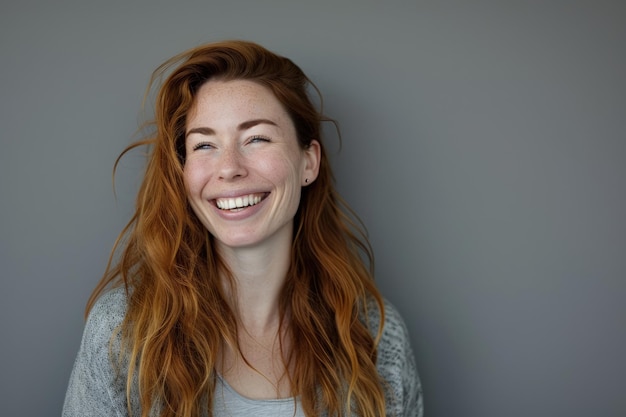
left=215, top=193, right=266, bottom=210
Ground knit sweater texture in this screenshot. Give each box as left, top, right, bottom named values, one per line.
left=63, top=288, right=423, bottom=416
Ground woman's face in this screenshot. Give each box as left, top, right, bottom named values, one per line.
left=183, top=79, right=320, bottom=250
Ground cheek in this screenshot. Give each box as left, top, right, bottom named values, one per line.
left=258, top=148, right=304, bottom=182
left=262, top=155, right=304, bottom=212
left=183, top=160, right=208, bottom=197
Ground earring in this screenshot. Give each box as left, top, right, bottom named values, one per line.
left=305, top=178, right=309, bottom=184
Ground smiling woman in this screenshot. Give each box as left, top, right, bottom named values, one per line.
left=62, top=40, right=422, bottom=417
left=184, top=79, right=320, bottom=250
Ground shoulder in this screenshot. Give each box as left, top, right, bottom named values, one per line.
left=62, top=287, right=131, bottom=416
left=365, top=297, right=424, bottom=417
left=87, top=287, right=129, bottom=336
left=365, top=297, right=414, bottom=374
left=73, top=285, right=129, bottom=368
left=367, top=298, right=410, bottom=347
left=80, top=287, right=129, bottom=358
left=363, top=296, right=412, bottom=360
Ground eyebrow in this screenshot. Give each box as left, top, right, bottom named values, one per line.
left=186, top=118, right=278, bottom=137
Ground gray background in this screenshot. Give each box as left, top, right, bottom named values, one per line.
left=1, top=1, right=625, bottom=416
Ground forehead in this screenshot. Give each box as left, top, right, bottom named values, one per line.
left=188, top=79, right=290, bottom=125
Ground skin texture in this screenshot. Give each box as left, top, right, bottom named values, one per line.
left=184, top=79, right=320, bottom=252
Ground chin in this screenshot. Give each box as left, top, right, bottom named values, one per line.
left=212, top=234, right=265, bottom=250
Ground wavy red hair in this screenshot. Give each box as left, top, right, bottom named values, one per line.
left=88, top=40, right=386, bottom=417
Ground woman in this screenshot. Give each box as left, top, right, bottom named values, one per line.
left=63, top=40, right=422, bottom=417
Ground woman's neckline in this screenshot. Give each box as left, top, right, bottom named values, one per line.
left=216, top=373, right=298, bottom=403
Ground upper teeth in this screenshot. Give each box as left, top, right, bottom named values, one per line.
left=216, top=194, right=263, bottom=210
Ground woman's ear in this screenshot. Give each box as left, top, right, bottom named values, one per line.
left=302, top=140, right=321, bottom=186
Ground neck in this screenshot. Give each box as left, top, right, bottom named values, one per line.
left=217, top=229, right=292, bottom=334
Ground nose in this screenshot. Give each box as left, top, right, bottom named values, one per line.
left=217, top=146, right=247, bottom=180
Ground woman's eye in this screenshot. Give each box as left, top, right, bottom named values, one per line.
left=249, top=136, right=270, bottom=144
left=192, top=142, right=214, bottom=151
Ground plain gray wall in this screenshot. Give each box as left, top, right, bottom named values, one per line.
left=1, top=1, right=625, bottom=416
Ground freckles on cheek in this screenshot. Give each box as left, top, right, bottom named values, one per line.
left=182, top=163, right=203, bottom=196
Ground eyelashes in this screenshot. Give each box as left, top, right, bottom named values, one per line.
left=192, top=142, right=214, bottom=151
left=249, top=135, right=270, bottom=144
left=190, top=135, right=271, bottom=152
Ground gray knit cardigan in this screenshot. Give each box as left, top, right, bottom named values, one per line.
left=63, top=288, right=423, bottom=416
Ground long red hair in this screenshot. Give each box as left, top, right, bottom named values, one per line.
left=88, top=40, right=386, bottom=417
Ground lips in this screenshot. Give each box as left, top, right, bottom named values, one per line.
left=215, top=193, right=267, bottom=210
